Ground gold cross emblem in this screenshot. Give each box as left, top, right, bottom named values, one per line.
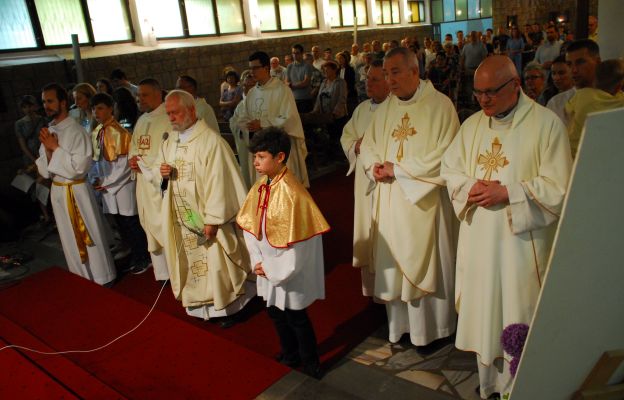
left=477, top=137, right=509, bottom=181
left=392, top=113, right=417, bottom=162
left=183, top=232, right=197, bottom=250
left=190, top=260, right=208, bottom=277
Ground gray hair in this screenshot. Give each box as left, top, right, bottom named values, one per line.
left=523, top=62, right=546, bottom=79
left=165, top=89, right=196, bottom=110
left=384, top=47, right=419, bottom=70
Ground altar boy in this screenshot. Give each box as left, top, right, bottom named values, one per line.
left=236, top=127, right=330, bottom=378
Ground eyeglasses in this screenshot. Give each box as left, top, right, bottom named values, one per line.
left=524, top=74, right=543, bottom=81
left=473, top=78, right=515, bottom=99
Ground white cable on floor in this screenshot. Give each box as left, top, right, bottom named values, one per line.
left=0, top=279, right=169, bottom=355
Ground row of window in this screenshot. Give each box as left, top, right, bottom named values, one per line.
left=430, top=0, right=492, bottom=24
left=0, top=0, right=427, bottom=51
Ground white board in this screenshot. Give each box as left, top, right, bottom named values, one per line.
left=511, top=107, right=624, bottom=399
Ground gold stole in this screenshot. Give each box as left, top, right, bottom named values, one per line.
left=52, top=179, right=93, bottom=262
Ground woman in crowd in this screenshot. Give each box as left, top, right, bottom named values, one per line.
left=219, top=70, right=243, bottom=121
left=113, top=87, right=139, bottom=132
left=70, top=83, right=97, bottom=134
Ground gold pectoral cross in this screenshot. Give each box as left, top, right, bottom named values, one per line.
left=477, top=137, right=509, bottom=181
left=392, top=113, right=417, bottom=162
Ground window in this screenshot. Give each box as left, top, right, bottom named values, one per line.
left=0, top=0, right=36, bottom=50
left=258, top=0, right=318, bottom=31
left=407, top=1, right=425, bottom=23
left=375, top=0, right=400, bottom=25
left=432, top=0, right=491, bottom=24
left=329, top=0, right=366, bottom=28
left=151, top=0, right=245, bottom=37
left=34, top=0, right=89, bottom=45
left=86, top=0, right=133, bottom=42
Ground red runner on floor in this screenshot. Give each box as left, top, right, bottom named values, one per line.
left=113, top=170, right=385, bottom=368
left=0, top=268, right=289, bottom=399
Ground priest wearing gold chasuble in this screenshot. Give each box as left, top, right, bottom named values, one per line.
left=359, top=47, right=459, bottom=347
left=159, top=90, right=253, bottom=321
left=441, top=56, right=572, bottom=399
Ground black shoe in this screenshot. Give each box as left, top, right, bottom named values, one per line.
left=217, top=315, right=238, bottom=329
left=275, top=353, right=301, bottom=368
left=302, top=363, right=323, bottom=380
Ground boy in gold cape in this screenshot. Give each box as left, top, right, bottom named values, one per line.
left=237, top=127, right=330, bottom=378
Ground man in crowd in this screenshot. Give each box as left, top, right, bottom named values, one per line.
left=129, top=78, right=171, bottom=280
left=36, top=83, right=116, bottom=285
left=270, top=56, right=287, bottom=81
left=285, top=44, right=315, bottom=113
left=588, top=16, right=598, bottom=42
left=533, top=25, right=562, bottom=78
left=359, top=48, right=459, bottom=348
left=562, top=39, right=601, bottom=155
left=230, top=51, right=309, bottom=187
left=110, top=68, right=138, bottom=97
left=442, top=56, right=572, bottom=399
left=175, top=75, right=220, bottom=134
left=340, top=59, right=390, bottom=296
left=311, top=45, right=325, bottom=71
left=523, top=62, right=547, bottom=103
left=159, top=90, right=253, bottom=324
left=546, top=55, right=575, bottom=123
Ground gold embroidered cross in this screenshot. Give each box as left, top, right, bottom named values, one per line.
left=191, top=260, right=208, bottom=277
left=392, top=113, right=417, bottom=162
left=183, top=233, right=197, bottom=250
left=477, top=137, right=509, bottom=181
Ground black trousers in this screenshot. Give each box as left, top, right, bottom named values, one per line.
left=114, top=214, right=149, bottom=266
left=267, top=306, right=319, bottom=368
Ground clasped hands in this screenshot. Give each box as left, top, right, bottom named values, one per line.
left=467, top=180, right=509, bottom=208
left=372, top=161, right=395, bottom=183
left=253, top=262, right=266, bottom=278
left=39, top=127, right=58, bottom=159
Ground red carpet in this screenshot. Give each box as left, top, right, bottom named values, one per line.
left=0, top=268, right=289, bottom=399
left=113, top=169, right=385, bottom=368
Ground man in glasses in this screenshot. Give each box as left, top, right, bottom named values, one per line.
left=442, top=56, right=573, bottom=399
left=230, top=51, right=309, bottom=187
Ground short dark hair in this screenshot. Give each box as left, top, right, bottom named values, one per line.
left=96, top=78, right=114, bottom=94
left=90, top=92, right=114, bottom=108
left=324, top=48, right=332, bottom=52
left=370, top=59, right=384, bottom=68
left=552, top=55, right=567, bottom=65
left=249, top=127, right=291, bottom=163
left=292, top=44, right=304, bottom=53
left=249, top=51, right=270, bottom=67
left=19, top=95, right=37, bottom=108
left=138, top=78, right=161, bottom=91
left=110, top=68, right=127, bottom=80
left=178, top=75, right=198, bottom=90
left=566, top=39, right=600, bottom=58
left=225, top=70, right=239, bottom=82
left=42, top=82, right=69, bottom=106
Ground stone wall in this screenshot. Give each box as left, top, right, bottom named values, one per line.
left=0, top=25, right=431, bottom=186
left=492, top=0, right=598, bottom=33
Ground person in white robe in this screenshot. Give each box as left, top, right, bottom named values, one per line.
left=129, top=79, right=171, bottom=279
left=441, top=56, right=572, bottom=399
left=230, top=51, right=309, bottom=188
left=340, top=59, right=390, bottom=296
left=159, top=90, right=254, bottom=323
left=90, top=93, right=150, bottom=274
left=237, top=127, right=330, bottom=378
left=175, top=75, right=220, bottom=134
left=36, top=83, right=116, bottom=286
left=359, top=48, right=459, bottom=347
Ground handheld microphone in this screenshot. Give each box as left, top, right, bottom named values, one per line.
left=161, top=132, right=170, bottom=193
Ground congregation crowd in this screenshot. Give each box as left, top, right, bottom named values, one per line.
left=11, top=13, right=624, bottom=399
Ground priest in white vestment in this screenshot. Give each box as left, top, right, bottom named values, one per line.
left=175, top=75, right=220, bottom=134
left=36, top=83, right=116, bottom=285
left=129, top=79, right=172, bottom=280
left=340, top=59, right=390, bottom=296
left=230, top=51, right=309, bottom=187
left=359, top=48, right=459, bottom=347
left=441, top=56, right=572, bottom=399
left=159, top=90, right=253, bottom=321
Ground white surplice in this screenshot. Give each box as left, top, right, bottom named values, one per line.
left=230, top=77, right=309, bottom=187
left=129, top=103, right=172, bottom=280
left=243, top=227, right=324, bottom=311
left=441, top=92, right=572, bottom=398
left=546, top=87, right=576, bottom=127
left=340, top=98, right=383, bottom=296
left=159, top=120, right=253, bottom=317
left=359, top=80, right=459, bottom=346
left=35, top=117, right=116, bottom=285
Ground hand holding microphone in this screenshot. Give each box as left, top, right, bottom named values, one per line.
left=160, top=132, right=171, bottom=193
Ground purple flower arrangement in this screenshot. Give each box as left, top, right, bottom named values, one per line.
left=501, top=323, right=529, bottom=377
